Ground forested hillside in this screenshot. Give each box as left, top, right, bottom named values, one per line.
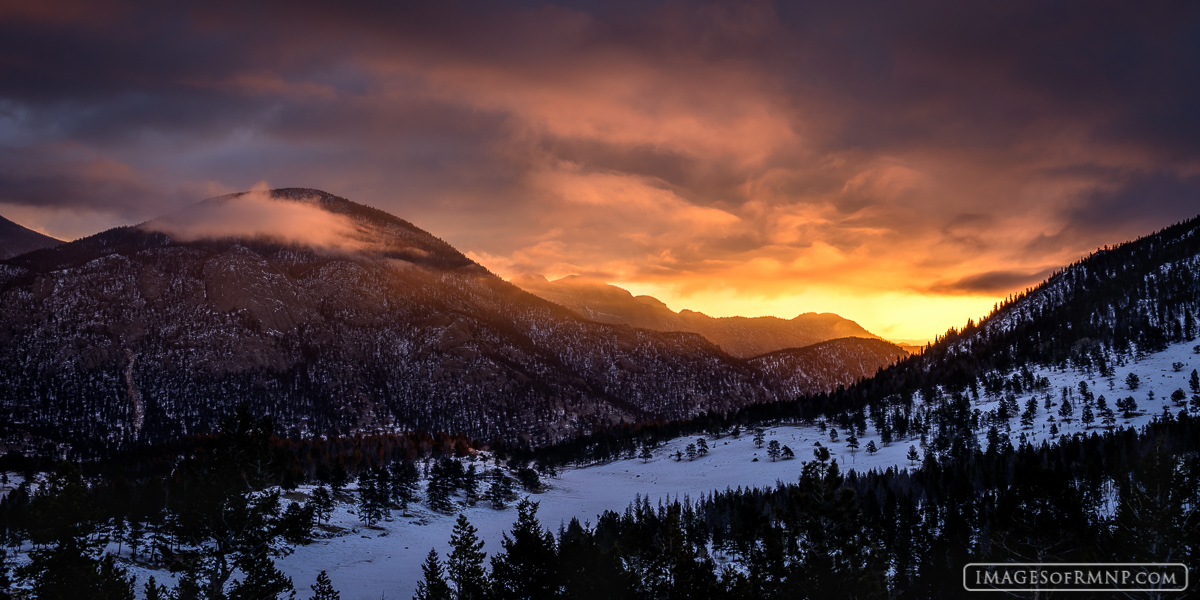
left=0, top=189, right=903, bottom=457
left=783, top=215, right=1200, bottom=421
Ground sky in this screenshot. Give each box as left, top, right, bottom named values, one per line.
left=2, top=1, right=1199, bottom=341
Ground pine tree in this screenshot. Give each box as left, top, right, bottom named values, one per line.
left=1058, top=397, right=1074, bottom=422
left=783, top=456, right=885, bottom=597
left=1117, top=395, right=1138, bottom=418
left=781, top=445, right=795, bottom=460
left=767, top=440, right=781, bottom=461
left=557, top=517, right=636, bottom=599
left=639, top=446, right=653, bottom=463
left=144, top=576, right=168, bottom=600
left=1021, top=397, right=1038, bottom=428
left=1081, top=403, right=1095, bottom=427
left=1113, top=448, right=1195, bottom=563
left=906, top=445, right=919, bottom=466
left=1100, top=404, right=1116, bottom=428
left=447, top=515, right=489, bottom=600
left=428, top=467, right=456, bottom=514
left=164, top=408, right=300, bottom=597
left=866, top=440, right=878, bottom=454
left=1126, top=372, right=1140, bottom=390
left=486, top=469, right=511, bottom=510
left=1171, top=388, right=1187, bottom=406
left=415, top=549, right=452, bottom=600
left=490, top=499, right=558, bottom=599
left=310, top=485, right=334, bottom=524
left=696, top=438, right=708, bottom=456
left=16, top=462, right=136, bottom=600
left=390, top=460, right=421, bottom=514
left=516, top=467, right=541, bottom=492
left=228, top=543, right=295, bottom=600
left=685, top=443, right=697, bottom=461
left=358, top=470, right=386, bottom=526
left=279, top=500, right=316, bottom=544
left=310, top=570, right=341, bottom=600
left=460, top=465, right=480, bottom=506
left=753, top=428, right=766, bottom=448
left=174, top=567, right=203, bottom=600
left=1190, top=369, right=1199, bottom=395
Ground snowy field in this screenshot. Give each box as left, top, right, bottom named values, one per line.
left=11, top=339, right=1200, bottom=599
left=259, top=340, right=1198, bottom=599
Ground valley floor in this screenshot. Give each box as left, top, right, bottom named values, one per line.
left=12, top=339, right=1199, bottom=599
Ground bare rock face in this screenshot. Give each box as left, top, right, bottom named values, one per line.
left=0, top=188, right=906, bottom=455
left=203, top=245, right=319, bottom=333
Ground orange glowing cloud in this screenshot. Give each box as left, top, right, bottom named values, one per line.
left=5, top=1, right=1199, bottom=342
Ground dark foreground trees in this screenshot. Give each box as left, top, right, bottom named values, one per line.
left=4, top=410, right=1197, bottom=600
left=2, top=406, right=314, bottom=600
left=413, top=412, right=1200, bottom=600
left=16, top=463, right=135, bottom=600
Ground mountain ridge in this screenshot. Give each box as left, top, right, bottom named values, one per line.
left=0, top=215, right=64, bottom=260
left=0, top=188, right=906, bottom=455
left=789, top=212, right=1200, bottom=421
left=512, top=274, right=880, bottom=358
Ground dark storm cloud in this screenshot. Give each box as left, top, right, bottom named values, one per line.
left=0, top=146, right=169, bottom=211
left=927, top=268, right=1059, bottom=296
left=3, top=0, right=1200, bottom=338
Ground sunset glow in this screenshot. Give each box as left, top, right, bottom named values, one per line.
left=3, top=1, right=1199, bottom=342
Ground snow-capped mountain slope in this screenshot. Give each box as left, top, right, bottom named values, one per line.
left=803, top=214, right=1200, bottom=418
left=0, top=189, right=905, bottom=455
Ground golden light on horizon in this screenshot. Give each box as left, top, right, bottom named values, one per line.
left=609, top=281, right=1001, bottom=344
left=5, top=0, right=1195, bottom=351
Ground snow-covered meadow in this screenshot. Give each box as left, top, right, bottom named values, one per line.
left=8, top=339, right=1198, bottom=599
left=258, top=340, right=1200, bottom=599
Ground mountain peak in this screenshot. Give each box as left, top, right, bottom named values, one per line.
left=10, top=188, right=477, bottom=273
left=0, top=214, right=65, bottom=260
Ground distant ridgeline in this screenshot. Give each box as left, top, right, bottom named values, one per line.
left=731, top=214, right=1197, bottom=422
left=513, top=213, right=1200, bottom=466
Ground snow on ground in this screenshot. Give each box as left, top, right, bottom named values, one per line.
left=274, top=342, right=1197, bottom=599
left=279, top=426, right=914, bottom=599
left=14, top=340, right=1200, bottom=599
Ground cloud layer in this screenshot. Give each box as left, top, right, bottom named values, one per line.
left=141, top=183, right=370, bottom=252
left=3, top=0, right=1199, bottom=339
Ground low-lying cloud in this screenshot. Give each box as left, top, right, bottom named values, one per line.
left=142, top=184, right=370, bottom=252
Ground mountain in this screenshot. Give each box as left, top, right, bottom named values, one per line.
left=750, top=337, right=910, bottom=399
left=0, top=214, right=64, bottom=259
left=0, top=189, right=905, bottom=455
left=795, top=213, right=1200, bottom=419
left=513, top=274, right=879, bottom=358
